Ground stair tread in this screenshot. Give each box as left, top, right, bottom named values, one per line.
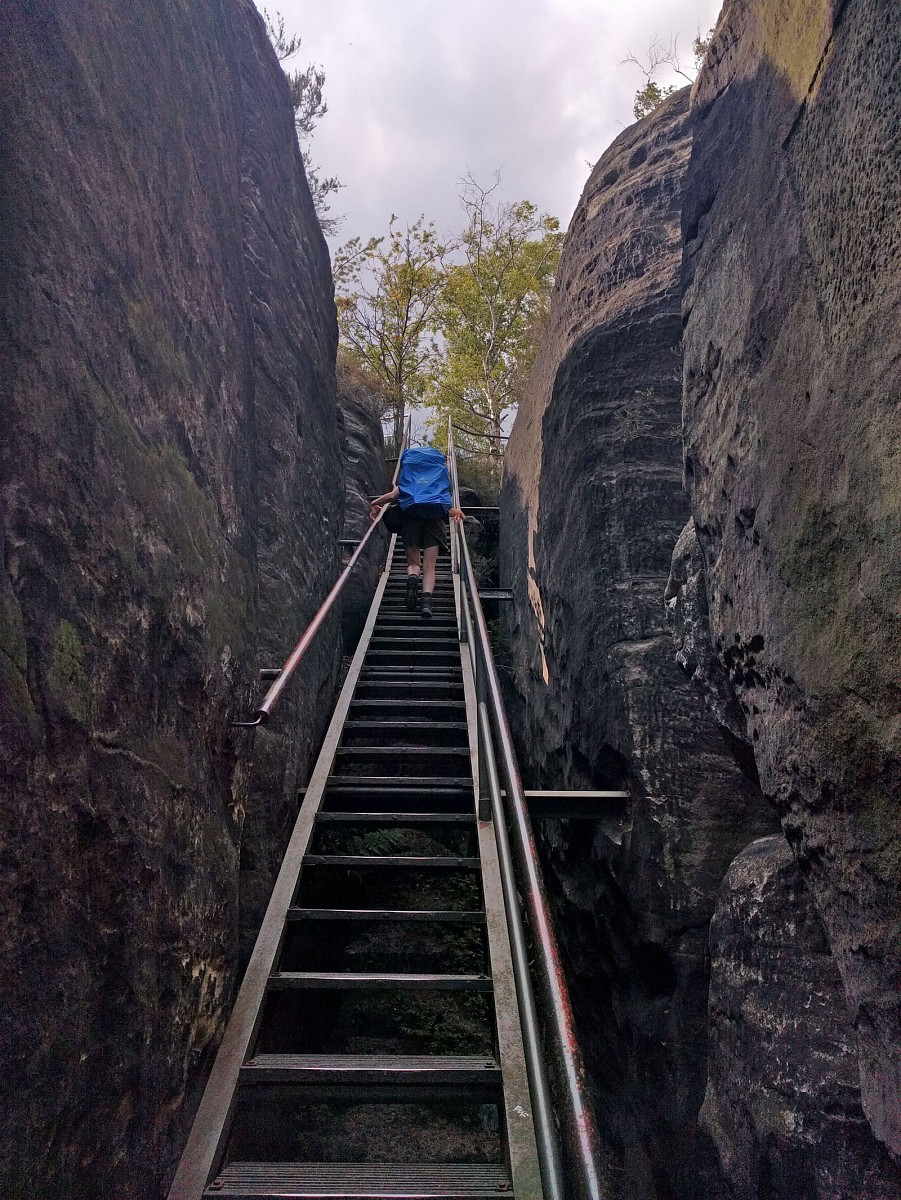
left=343, top=721, right=468, bottom=731
left=268, top=972, right=492, bottom=991
left=349, top=701, right=466, bottom=711
left=303, top=854, right=479, bottom=868
left=326, top=777, right=473, bottom=789
left=336, top=746, right=470, bottom=756
left=315, top=812, right=474, bottom=825
left=286, top=908, right=485, bottom=923
left=206, top=1161, right=510, bottom=1198
left=243, top=1053, right=499, bottom=1073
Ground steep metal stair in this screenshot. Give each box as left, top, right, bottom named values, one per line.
left=169, top=427, right=605, bottom=1200
left=169, top=543, right=540, bottom=1199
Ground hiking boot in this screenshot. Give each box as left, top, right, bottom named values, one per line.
left=405, top=574, right=421, bottom=611
left=420, top=591, right=434, bottom=621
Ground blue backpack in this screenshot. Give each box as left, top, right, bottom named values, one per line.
left=397, top=446, right=452, bottom=513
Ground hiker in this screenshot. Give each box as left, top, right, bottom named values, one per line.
left=369, top=446, right=464, bottom=620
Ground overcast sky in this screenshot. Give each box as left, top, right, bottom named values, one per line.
left=254, top=0, right=722, bottom=250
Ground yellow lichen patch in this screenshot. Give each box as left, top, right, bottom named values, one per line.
left=753, top=0, right=835, bottom=103
left=707, top=0, right=837, bottom=107
left=526, top=522, right=549, bottom=686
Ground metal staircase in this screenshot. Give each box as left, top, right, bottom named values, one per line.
left=168, top=428, right=604, bottom=1200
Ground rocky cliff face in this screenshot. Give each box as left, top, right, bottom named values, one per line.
left=0, top=2, right=342, bottom=1196
left=702, top=835, right=901, bottom=1199
left=337, top=364, right=389, bottom=650
left=682, top=0, right=901, bottom=1167
left=500, top=89, right=775, bottom=1198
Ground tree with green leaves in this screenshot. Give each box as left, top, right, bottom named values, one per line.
left=622, top=29, right=713, bottom=119
left=334, top=217, right=445, bottom=451
left=428, top=175, right=562, bottom=462
left=263, top=9, right=343, bottom=234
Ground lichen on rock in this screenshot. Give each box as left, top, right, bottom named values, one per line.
left=683, top=0, right=901, bottom=1161
left=501, top=88, right=776, bottom=1198
left=0, top=1, right=344, bottom=1195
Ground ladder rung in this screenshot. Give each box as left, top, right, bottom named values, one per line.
left=205, top=1162, right=510, bottom=1198
left=268, top=972, right=492, bottom=991
left=343, top=720, right=468, bottom=732
left=326, top=777, right=473, bottom=789
left=286, top=908, right=486, bottom=923
left=336, top=746, right=470, bottom=758
left=303, top=854, right=480, bottom=869
left=315, top=812, right=474, bottom=825
left=240, top=1053, right=501, bottom=1085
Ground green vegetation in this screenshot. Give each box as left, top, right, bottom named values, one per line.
left=125, top=298, right=190, bottom=385
left=263, top=9, right=343, bottom=233
left=48, top=619, right=91, bottom=724
left=336, top=178, right=560, bottom=464
left=335, top=217, right=445, bottom=453
left=429, top=175, right=562, bottom=463
left=623, top=29, right=713, bottom=119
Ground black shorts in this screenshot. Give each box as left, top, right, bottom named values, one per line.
left=401, top=503, right=448, bottom=552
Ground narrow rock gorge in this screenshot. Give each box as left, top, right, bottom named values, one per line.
left=0, top=1, right=350, bottom=1195
left=1, top=0, right=898, bottom=1196
left=502, top=0, right=900, bottom=1196
left=501, top=88, right=776, bottom=1198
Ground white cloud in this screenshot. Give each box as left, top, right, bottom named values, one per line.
left=255, top=0, right=722, bottom=247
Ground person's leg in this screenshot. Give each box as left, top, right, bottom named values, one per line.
left=422, top=545, right=439, bottom=593
left=403, top=521, right=423, bottom=610
left=420, top=543, right=439, bottom=620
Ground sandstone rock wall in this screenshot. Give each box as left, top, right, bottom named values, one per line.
left=682, top=0, right=901, bottom=1163
left=337, top=364, right=389, bottom=650
left=702, top=835, right=901, bottom=1199
left=0, top=2, right=342, bottom=1196
left=500, top=89, right=775, bottom=1198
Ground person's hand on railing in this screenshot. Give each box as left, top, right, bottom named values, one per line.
left=370, top=484, right=400, bottom=523
left=449, top=506, right=466, bottom=522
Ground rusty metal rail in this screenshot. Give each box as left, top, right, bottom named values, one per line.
left=232, top=420, right=410, bottom=728
left=448, top=422, right=607, bottom=1200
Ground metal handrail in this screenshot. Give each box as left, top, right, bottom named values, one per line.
left=233, top=418, right=411, bottom=727
left=448, top=422, right=606, bottom=1200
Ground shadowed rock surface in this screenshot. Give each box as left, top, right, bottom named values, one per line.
left=702, top=835, right=901, bottom=1199
left=337, top=364, right=389, bottom=650
left=682, top=0, right=901, bottom=1161
left=0, top=1, right=342, bottom=1196
left=500, top=89, right=775, bottom=1198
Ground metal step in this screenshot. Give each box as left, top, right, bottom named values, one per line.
left=322, top=786, right=473, bottom=814
left=352, top=682, right=463, bottom=696
left=335, top=746, right=470, bottom=762
left=341, top=723, right=469, bottom=749
left=375, top=616, right=458, bottom=629
left=315, top=812, right=474, bottom=826
left=332, top=754, right=471, bottom=780
left=360, top=664, right=463, bottom=674
left=348, top=699, right=466, bottom=718
left=369, top=638, right=459, bottom=652
left=302, top=855, right=480, bottom=869
left=364, top=652, right=461, bottom=668
left=204, top=1161, right=511, bottom=1198
left=239, top=1053, right=501, bottom=1086
left=285, top=908, right=485, bottom=924
left=326, top=776, right=473, bottom=790
left=267, top=972, right=492, bottom=991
